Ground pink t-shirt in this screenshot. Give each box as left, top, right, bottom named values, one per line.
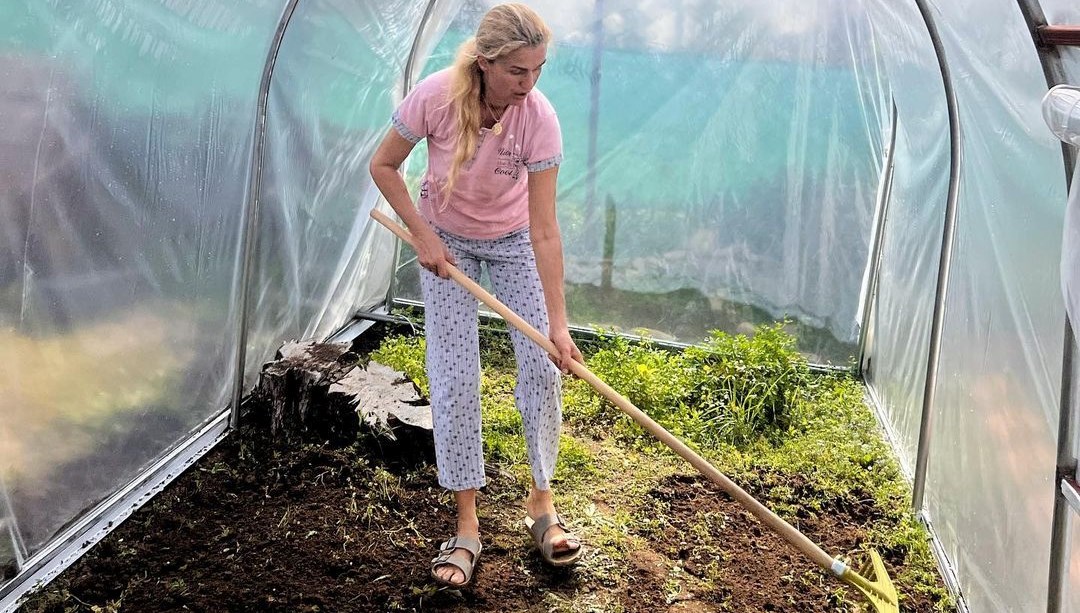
left=392, top=68, right=563, bottom=239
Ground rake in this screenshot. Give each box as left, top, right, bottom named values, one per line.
left=371, top=209, right=899, bottom=612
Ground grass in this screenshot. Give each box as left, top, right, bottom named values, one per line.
left=372, top=317, right=954, bottom=612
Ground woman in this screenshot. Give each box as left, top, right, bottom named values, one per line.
left=369, top=3, right=584, bottom=588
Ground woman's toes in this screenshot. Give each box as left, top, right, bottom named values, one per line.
left=438, top=566, right=464, bottom=585
left=554, top=534, right=579, bottom=553
left=546, top=527, right=578, bottom=553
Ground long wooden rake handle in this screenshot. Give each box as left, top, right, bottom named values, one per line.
left=370, top=209, right=886, bottom=599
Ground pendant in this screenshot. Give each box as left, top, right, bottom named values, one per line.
left=492, top=121, right=503, bottom=136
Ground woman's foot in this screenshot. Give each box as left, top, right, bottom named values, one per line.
left=431, top=529, right=481, bottom=586
left=433, top=489, right=480, bottom=586
left=525, top=487, right=581, bottom=561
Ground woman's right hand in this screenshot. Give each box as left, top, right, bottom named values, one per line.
left=414, top=227, right=456, bottom=279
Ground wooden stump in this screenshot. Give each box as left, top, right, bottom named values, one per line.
left=250, top=340, right=433, bottom=450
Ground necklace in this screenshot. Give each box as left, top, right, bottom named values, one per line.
left=484, top=97, right=506, bottom=136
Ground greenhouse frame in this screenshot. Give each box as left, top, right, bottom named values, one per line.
left=2, top=0, right=1080, bottom=610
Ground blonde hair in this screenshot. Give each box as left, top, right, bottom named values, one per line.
left=444, top=3, right=552, bottom=196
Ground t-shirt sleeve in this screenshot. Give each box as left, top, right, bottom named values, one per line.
left=524, top=105, right=563, bottom=173
left=390, top=75, right=438, bottom=144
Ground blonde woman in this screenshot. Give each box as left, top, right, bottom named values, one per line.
left=369, top=3, right=584, bottom=588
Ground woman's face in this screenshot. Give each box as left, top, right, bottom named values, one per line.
left=479, top=44, right=547, bottom=108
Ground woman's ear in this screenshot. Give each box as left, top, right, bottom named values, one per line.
left=477, top=56, right=490, bottom=73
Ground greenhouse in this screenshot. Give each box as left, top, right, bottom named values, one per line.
left=2, top=0, right=1080, bottom=610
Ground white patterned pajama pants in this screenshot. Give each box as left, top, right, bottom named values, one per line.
left=420, top=226, right=563, bottom=492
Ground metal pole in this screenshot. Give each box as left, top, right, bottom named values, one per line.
left=857, top=100, right=899, bottom=374
left=229, top=0, right=303, bottom=428
left=1013, top=2, right=1077, bottom=611
left=384, top=0, right=441, bottom=311
left=1050, top=320, right=1077, bottom=613
left=911, top=0, right=963, bottom=513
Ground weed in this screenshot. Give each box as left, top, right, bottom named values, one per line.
left=370, top=335, right=428, bottom=397
left=165, top=578, right=188, bottom=595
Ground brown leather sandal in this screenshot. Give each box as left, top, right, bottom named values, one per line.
left=430, top=536, right=482, bottom=587
left=524, top=513, right=583, bottom=567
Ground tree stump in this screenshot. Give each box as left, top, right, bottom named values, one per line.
left=250, top=340, right=433, bottom=450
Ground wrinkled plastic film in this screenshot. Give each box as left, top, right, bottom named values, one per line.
left=1063, top=49, right=1080, bottom=91
left=1042, top=2, right=1080, bottom=28
left=860, top=0, right=950, bottom=478
left=1049, top=71, right=1080, bottom=613
left=393, top=0, right=888, bottom=363
left=921, top=1, right=1069, bottom=611
left=244, top=0, right=457, bottom=393
left=1070, top=514, right=1080, bottom=612
left=0, top=1, right=288, bottom=558
left=1039, top=4, right=1080, bottom=117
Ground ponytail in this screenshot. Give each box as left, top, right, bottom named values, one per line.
left=445, top=38, right=485, bottom=197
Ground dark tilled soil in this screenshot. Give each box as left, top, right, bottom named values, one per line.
left=21, top=427, right=672, bottom=612
left=19, top=421, right=938, bottom=612
left=18, top=322, right=943, bottom=612
left=641, top=475, right=937, bottom=612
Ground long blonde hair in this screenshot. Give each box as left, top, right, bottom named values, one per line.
left=444, top=3, right=551, bottom=196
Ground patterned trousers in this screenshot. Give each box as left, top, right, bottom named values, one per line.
left=420, top=226, right=563, bottom=492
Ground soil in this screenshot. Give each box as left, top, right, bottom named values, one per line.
left=19, top=324, right=944, bottom=613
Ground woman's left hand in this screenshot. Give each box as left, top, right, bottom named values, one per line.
left=549, top=328, right=583, bottom=375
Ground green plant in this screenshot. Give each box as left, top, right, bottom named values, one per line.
left=370, top=335, right=429, bottom=397
left=683, top=323, right=809, bottom=447
left=573, top=324, right=809, bottom=450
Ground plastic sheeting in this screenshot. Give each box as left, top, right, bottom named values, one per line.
left=0, top=0, right=434, bottom=581
left=245, top=0, right=456, bottom=392
left=392, top=0, right=888, bottom=364
left=920, top=1, right=1069, bottom=611
left=0, top=0, right=287, bottom=557
left=2, top=0, right=1079, bottom=609
left=1044, top=86, right=1080, bottom=148
left=1049, top=84, right=1080, bottom=611
left=1065, top=49, right=1080, bottom=91
left=861, top=0, right=950, bottom=477
left=1042, top=3, right=1080, bottom=87
left=1071, top=511, right=1080, bottom=613
left=1038, top=3, right=1080, bottom=608
left=865, top=2, right=1075, bottom=610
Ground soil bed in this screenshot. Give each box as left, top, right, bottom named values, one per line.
left=21, top=321, right=952, bottom=612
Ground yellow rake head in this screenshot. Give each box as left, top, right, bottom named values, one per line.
left=842, top=549, right=899, bottom=613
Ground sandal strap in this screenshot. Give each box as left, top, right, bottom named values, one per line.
left=528, top=513, right=563, bottom=544
left=438, top=536, right=482, bottom=557
left=431, top=537, right=482, bottom=583
left=431, top=555, right=474, bottom=582
left=529, top=513, right=581, bottom=560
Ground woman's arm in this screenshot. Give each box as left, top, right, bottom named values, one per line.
left=369, top=129, right=456, bottom=278
left=528, top=167, right=583, bottom=372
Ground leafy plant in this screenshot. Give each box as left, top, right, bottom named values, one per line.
left=576, top=323, right=808, bottom=450
left=370, top=335, right=429, bottom=398
left=682, top=323, right=809, bottom=446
